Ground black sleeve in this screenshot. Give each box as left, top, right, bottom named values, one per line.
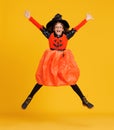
left=40, top=27, right=51, bottom=38
left=66, top=29, right=77, bottom=40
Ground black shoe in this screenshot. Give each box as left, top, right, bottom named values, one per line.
left=82, top=97, right=94, bottom=109
left=21, top=97, right=32, bottom=109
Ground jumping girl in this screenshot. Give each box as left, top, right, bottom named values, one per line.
left=22, top=11, right=94, bottom=109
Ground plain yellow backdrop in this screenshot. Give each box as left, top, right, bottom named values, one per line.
left=0, top=0, right=114, bottom=116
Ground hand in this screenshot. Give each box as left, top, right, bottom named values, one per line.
left=24, top=10, right=31, bottom=19
left=86, top=14, right=94, bottom=21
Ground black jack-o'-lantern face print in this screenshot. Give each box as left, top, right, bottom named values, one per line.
left=53, top=39, right=63, bottom=48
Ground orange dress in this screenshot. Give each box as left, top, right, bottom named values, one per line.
left=29, top=17, right=87, bottom=86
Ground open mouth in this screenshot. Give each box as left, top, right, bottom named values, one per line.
left=57, top=30, right=61, bottom=32
left=56, top=30, right=62, bottom=34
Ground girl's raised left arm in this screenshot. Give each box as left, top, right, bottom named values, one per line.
left=66, top=14, right=93, bottom=39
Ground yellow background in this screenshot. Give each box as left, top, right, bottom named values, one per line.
left=0, top=0, right=114, bottom=130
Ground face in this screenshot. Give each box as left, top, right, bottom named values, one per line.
left=53, top=22, right=64, bottom=36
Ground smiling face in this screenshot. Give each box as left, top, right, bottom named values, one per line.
left=53, top=22, right=64, bottom=36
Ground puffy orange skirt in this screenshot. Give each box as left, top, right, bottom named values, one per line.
left=35, top=49, right=80, bottom=86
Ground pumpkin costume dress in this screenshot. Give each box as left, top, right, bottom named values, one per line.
left=29, top=16, right=87, bottom=86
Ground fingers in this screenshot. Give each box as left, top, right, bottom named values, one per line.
left=86, top=13, right=94, bottom=21
left=24, top=10, right=31, bottom=19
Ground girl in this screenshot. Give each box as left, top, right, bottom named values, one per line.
left=22, top=11, right=94, bottom=109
